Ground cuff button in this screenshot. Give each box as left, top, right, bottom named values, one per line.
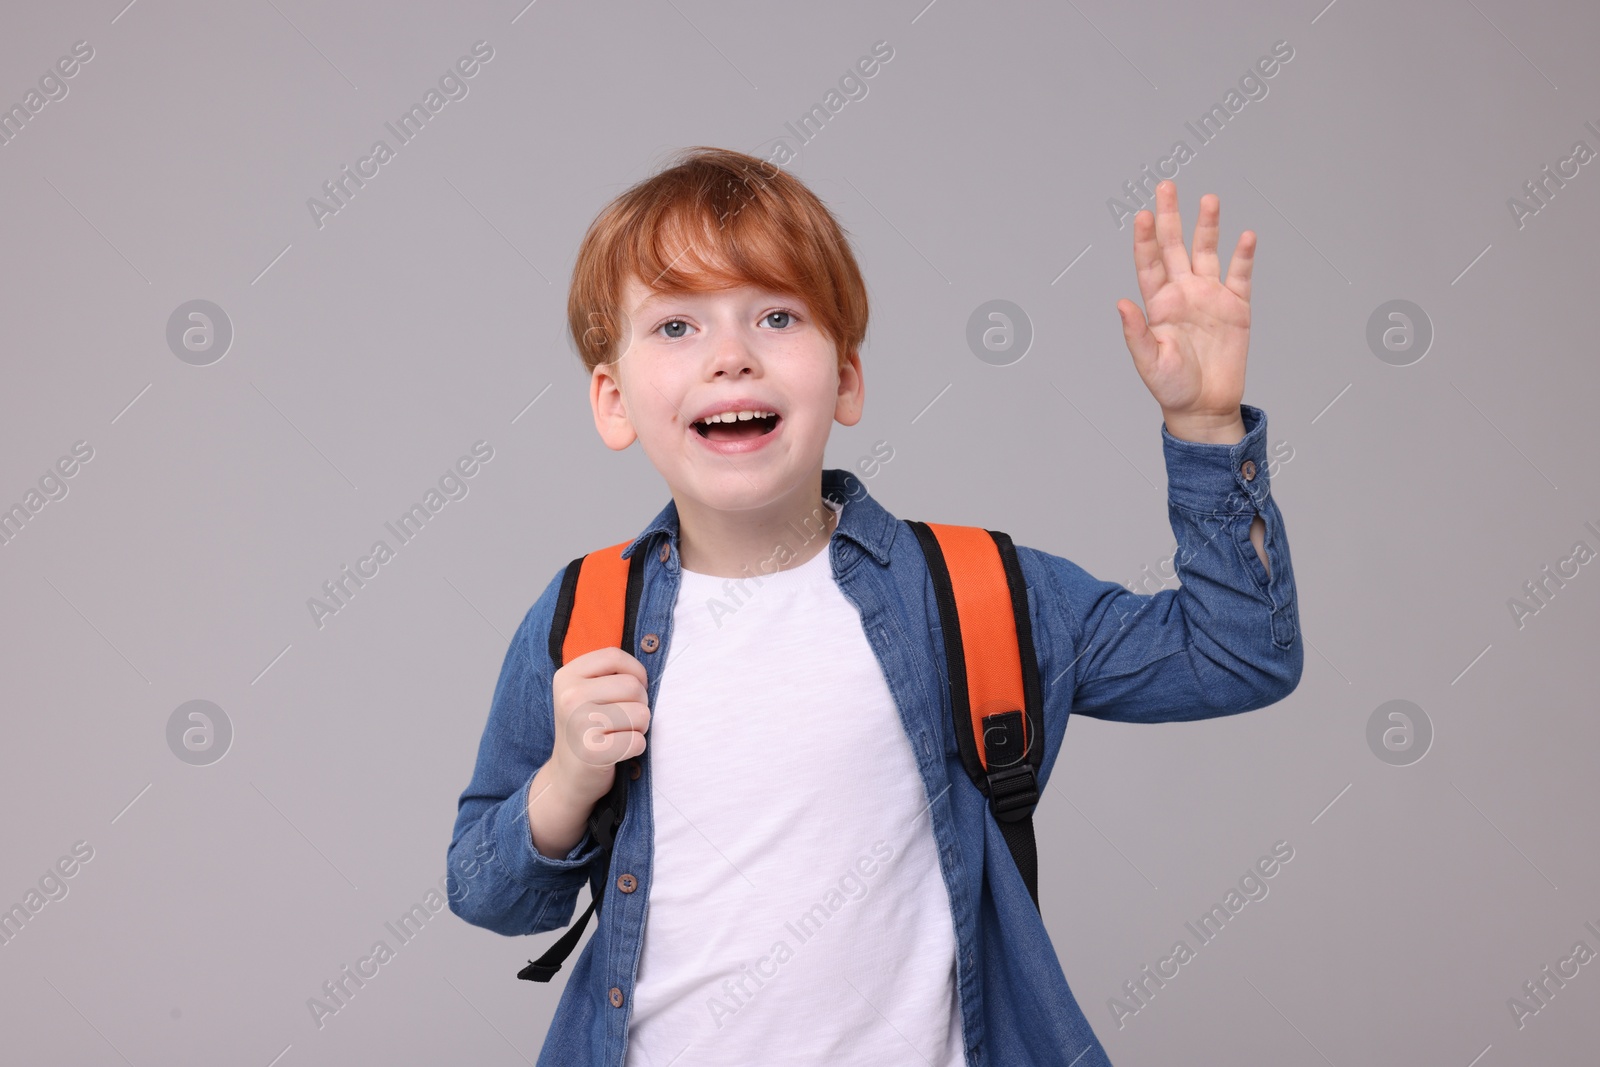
left=1240, top=459, right=1257, bottom=482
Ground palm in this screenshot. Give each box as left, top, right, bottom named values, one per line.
left=1117, top=181, right=1254, bottom=418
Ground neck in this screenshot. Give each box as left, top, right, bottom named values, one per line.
left=675, top=478, right=838, bottom=578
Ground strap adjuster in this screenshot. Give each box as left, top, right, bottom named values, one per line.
left=587, top=800, right=621, bottom=849
left=980, top=708, right=1036, bottom=823
left=985, top=763, right=1038, bottom=822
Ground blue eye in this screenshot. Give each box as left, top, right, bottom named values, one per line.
left=652, top=308, right=799, bottom=339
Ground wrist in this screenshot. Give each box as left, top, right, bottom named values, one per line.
left=1162, top=406, right=1246, bottom=445
left=532, top=760, right=603, bottom=819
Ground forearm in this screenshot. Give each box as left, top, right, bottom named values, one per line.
left=528, top=761, right=599, bottom=859
left=1164, top=408, right=1268, bottom=574
left=1160, top=400, right=1300, bottom=696
left=448, top=773, right=602, bottom=935
left=1058, top=403, right=1301, bottom=722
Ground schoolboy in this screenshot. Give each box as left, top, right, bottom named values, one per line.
left=448, top=146, right=1302, bottom=1066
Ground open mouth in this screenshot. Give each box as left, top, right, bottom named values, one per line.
left=691, top=412, right=781, bottom=442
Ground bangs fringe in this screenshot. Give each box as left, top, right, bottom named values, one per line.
left=567, top=146, right=867, bottom=375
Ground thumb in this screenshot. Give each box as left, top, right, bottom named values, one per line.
left=1117, top=299, right=1159, bottom=379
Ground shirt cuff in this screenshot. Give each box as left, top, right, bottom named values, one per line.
left=494, top=772, right=604, bottom=889
left=1160, top=403, right=1271, bottom=515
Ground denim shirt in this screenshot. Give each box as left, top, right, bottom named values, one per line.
left=448, top=402, right=1302, bottom=1066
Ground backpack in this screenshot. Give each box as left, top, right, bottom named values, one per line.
left=518, top=520, right=1043, bottom=983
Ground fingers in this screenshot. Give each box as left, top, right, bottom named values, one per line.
left=1131, top=181, right=1196, bottom=305
left=562, top=645, right=649, bottom=687
left=564, top=670, right=649, bottom=709
left=1152, top=180, right=1191, bottom=280
left=575, top=695, right=651, bottom=735
left=1224, top=229, right=1256, bottom=304
left=1130, top=202, right=1166, bottom=307
left=553, top=646, right=654, bottom=770
left=565, top=700, right=651, bottom=768
left=576, top=701, right=652, bottom=743
left=1133, top=184, right=1243, bottom=301
left=557, top=673, right=652, bottom=739
left=612, top=729, right=648, bottom=763
left=1190, top=193, right=1221, bottom=279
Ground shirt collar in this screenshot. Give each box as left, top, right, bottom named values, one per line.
left=620, top=467, right=895, bottom=566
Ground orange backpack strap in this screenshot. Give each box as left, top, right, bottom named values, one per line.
left=906, top=520, right=1043, bottom=913
left=548, top=538, right=643, bottom=668
left=519, top=538, right=647, bottom=985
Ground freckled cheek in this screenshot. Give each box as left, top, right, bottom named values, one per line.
left=622, top=382, right=688, bottom=437
left=640, top=406, right=680, bottom=438
left=654, top=401, right=694, bottom=438
left=794, top=382, right=840, bottom=424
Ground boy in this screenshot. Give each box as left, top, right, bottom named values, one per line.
left=447, top=146, right=1301, bottom=1066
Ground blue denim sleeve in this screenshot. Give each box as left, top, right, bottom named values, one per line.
left=1018, top=403, right=1302, bottom=723
left=446, top=568, right=605, bottom=936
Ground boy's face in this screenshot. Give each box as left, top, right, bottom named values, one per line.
left=590, top=273, right=864, bottom=513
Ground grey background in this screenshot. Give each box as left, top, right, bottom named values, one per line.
left=2, top=0, right=1596, bottom=1064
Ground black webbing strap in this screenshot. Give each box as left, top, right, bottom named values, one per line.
left=517, top=766, right=630, bottom=982
left=981, top=709, right=1041, bottom=912
left=907, top=520, right=1044, bottom=913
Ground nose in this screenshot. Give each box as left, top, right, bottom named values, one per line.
left=706, top=325, right=759, bottom=378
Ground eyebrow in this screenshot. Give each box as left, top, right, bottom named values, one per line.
left=632, top=289, right=798, bottom=318
left=632, top=291, right=672, bottom=316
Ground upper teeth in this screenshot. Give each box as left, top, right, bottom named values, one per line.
left=696, top=409, right=775, bottom=424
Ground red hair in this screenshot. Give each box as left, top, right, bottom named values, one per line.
left=567, top=146, right=869, bottom=377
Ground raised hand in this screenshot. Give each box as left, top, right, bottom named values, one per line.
left=1116, top=180, right=1254, bottom=444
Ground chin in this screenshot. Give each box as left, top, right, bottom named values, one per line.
left=679, top=464, right=815, bottom=507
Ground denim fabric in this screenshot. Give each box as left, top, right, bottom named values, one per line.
left=447, top=402, right=1302, bottom=1066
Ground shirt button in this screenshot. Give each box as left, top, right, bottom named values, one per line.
left=617, top=873, right=638, bottom=893
left=640, top=633, right=660, bottom=653
left=609, top=986, right=624, bottom=1008
left=658, top=542, right=670, bottom=563
left=1240, top=459, right=1257, bottom=482
left=629, top=760, right=642, bottom=780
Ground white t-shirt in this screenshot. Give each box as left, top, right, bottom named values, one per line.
left=623, top=497, right=964, bottom=1067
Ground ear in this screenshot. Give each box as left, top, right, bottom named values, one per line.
left=834, top=348, right=865, bottom=427
left=590, top=363, right=637, bottom=450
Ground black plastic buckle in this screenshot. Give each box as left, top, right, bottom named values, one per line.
left=985, top=763, right=1038, bottom=823
left=587, top=801, right=621, bottom=850
left=980, top=709, right=1037, bottom=822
